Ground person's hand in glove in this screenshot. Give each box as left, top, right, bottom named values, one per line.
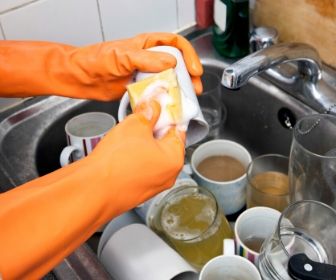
left=0, top=32, right=203, bottom=100
left=0, top=101, right=185, bottom=280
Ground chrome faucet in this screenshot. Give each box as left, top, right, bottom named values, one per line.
left=221, top=42, right=336, bottom=114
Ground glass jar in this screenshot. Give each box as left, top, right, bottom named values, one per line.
left=157, top=185, right=233, bottom=270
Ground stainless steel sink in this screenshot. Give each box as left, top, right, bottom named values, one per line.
left=0, top=28, right=325, bottom=279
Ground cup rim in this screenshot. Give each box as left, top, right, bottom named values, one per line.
left=235, top=206, right=281, bottom=255
left=293, top=113, right=336, bottom=159
left=65, top=111, right=116, bottom=138
left=191, top=139, right=252, bottom=185
left=158, top=185, right=223, bottom=242
left=146, top=179, right=198, bottom=229
left=246, top=153, right=289, bottom=197
left=277, top=199, right=336, bottom=257
left=200, top=254, right=261, bottom=279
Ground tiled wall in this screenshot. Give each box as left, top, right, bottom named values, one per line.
left=0, top=0, right=196, bottom=111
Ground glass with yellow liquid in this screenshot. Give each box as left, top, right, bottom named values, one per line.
left=158, top=185, right=233, bottom=270
left=246, top=154, right=290, bottom=211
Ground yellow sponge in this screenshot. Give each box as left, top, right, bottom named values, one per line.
left=126, top=68, right=182, bottom=123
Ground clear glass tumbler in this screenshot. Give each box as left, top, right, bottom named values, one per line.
left=198, top=71, right=226, bottom=141
left=246, top=154, right=290, bottom=211
left=185, top=71, right=226, bottom=162
left=289, top=114, right=336, bottom=208
left=258, top=200, right=336, bottom=280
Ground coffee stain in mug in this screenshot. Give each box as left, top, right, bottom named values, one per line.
left=197, top=155, right=245, bottom=182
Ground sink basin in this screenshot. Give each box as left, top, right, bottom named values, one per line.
left=0, top=29, right=321, bottom=279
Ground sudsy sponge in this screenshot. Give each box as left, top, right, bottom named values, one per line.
left=126, top=68, right=182, bottom=124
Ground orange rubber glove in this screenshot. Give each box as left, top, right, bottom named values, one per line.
left=0, top=101, right=185, bottom=280
left=0, top=33, right=203, bottom=100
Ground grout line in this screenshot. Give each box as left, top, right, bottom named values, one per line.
left=0, top=21, right=6, bottom=39
left=96, top=0, right=105, bottom=41
left=0, top=0, right=41, bottom=15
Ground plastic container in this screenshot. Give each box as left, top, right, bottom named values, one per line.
left=196, top=0, right=214, bottom=28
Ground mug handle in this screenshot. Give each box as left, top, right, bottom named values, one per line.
left=223, top=239, right=235, bottom=256
left=60, top=146, right=83, bottom=167
left=117, top=92, right=130, bottom=123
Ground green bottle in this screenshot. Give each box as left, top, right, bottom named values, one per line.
left=213, top=0, right=250, bottom=58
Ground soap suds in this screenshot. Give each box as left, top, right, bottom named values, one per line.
left=134, top=79, right=199, bottom=139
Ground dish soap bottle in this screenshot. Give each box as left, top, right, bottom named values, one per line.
left=212, top=0, right=249, bottom=58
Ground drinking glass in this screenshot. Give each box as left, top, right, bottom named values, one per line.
left=198, top=71, right=226, bottom=141
left=258, top=200, right=336, bottom=280
left=289, top=114, right=336, bottom=208
left=185, top=71, right=226, bottom=162
left=246, top=154, right=290, bottom=211
left=157, top=185, right=233, bottom=270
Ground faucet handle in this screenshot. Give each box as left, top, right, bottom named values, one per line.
left=250, top=26, right=278, bottom=52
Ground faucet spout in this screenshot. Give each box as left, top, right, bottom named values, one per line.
left=222, top=42, right=322, bottom=89
left=220, top=42, right=336, bottom=114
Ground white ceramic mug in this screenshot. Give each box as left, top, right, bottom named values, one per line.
left=199, top=239, right=261, bottom=280
left=60, top=112, right=116, bottom=167
left=229, top=206, right=281, bottom=265
left=118, top=46, right=209, bottom=147
left=97, top=210, right=144, bottom=258
left=190, top=139, right=252, bottom=215
left=99, top=223, right=197, bottom=280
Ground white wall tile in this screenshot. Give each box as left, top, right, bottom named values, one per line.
left=0, top=0, right=34, bottom=13
left=99, top=0, right=178, bottom=41
left=177, top=0, right=196, bottom=29
left=1, top=0, right=103, bottom=46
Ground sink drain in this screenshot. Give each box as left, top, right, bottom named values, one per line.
left=278, top=108, right=296, bottom=130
